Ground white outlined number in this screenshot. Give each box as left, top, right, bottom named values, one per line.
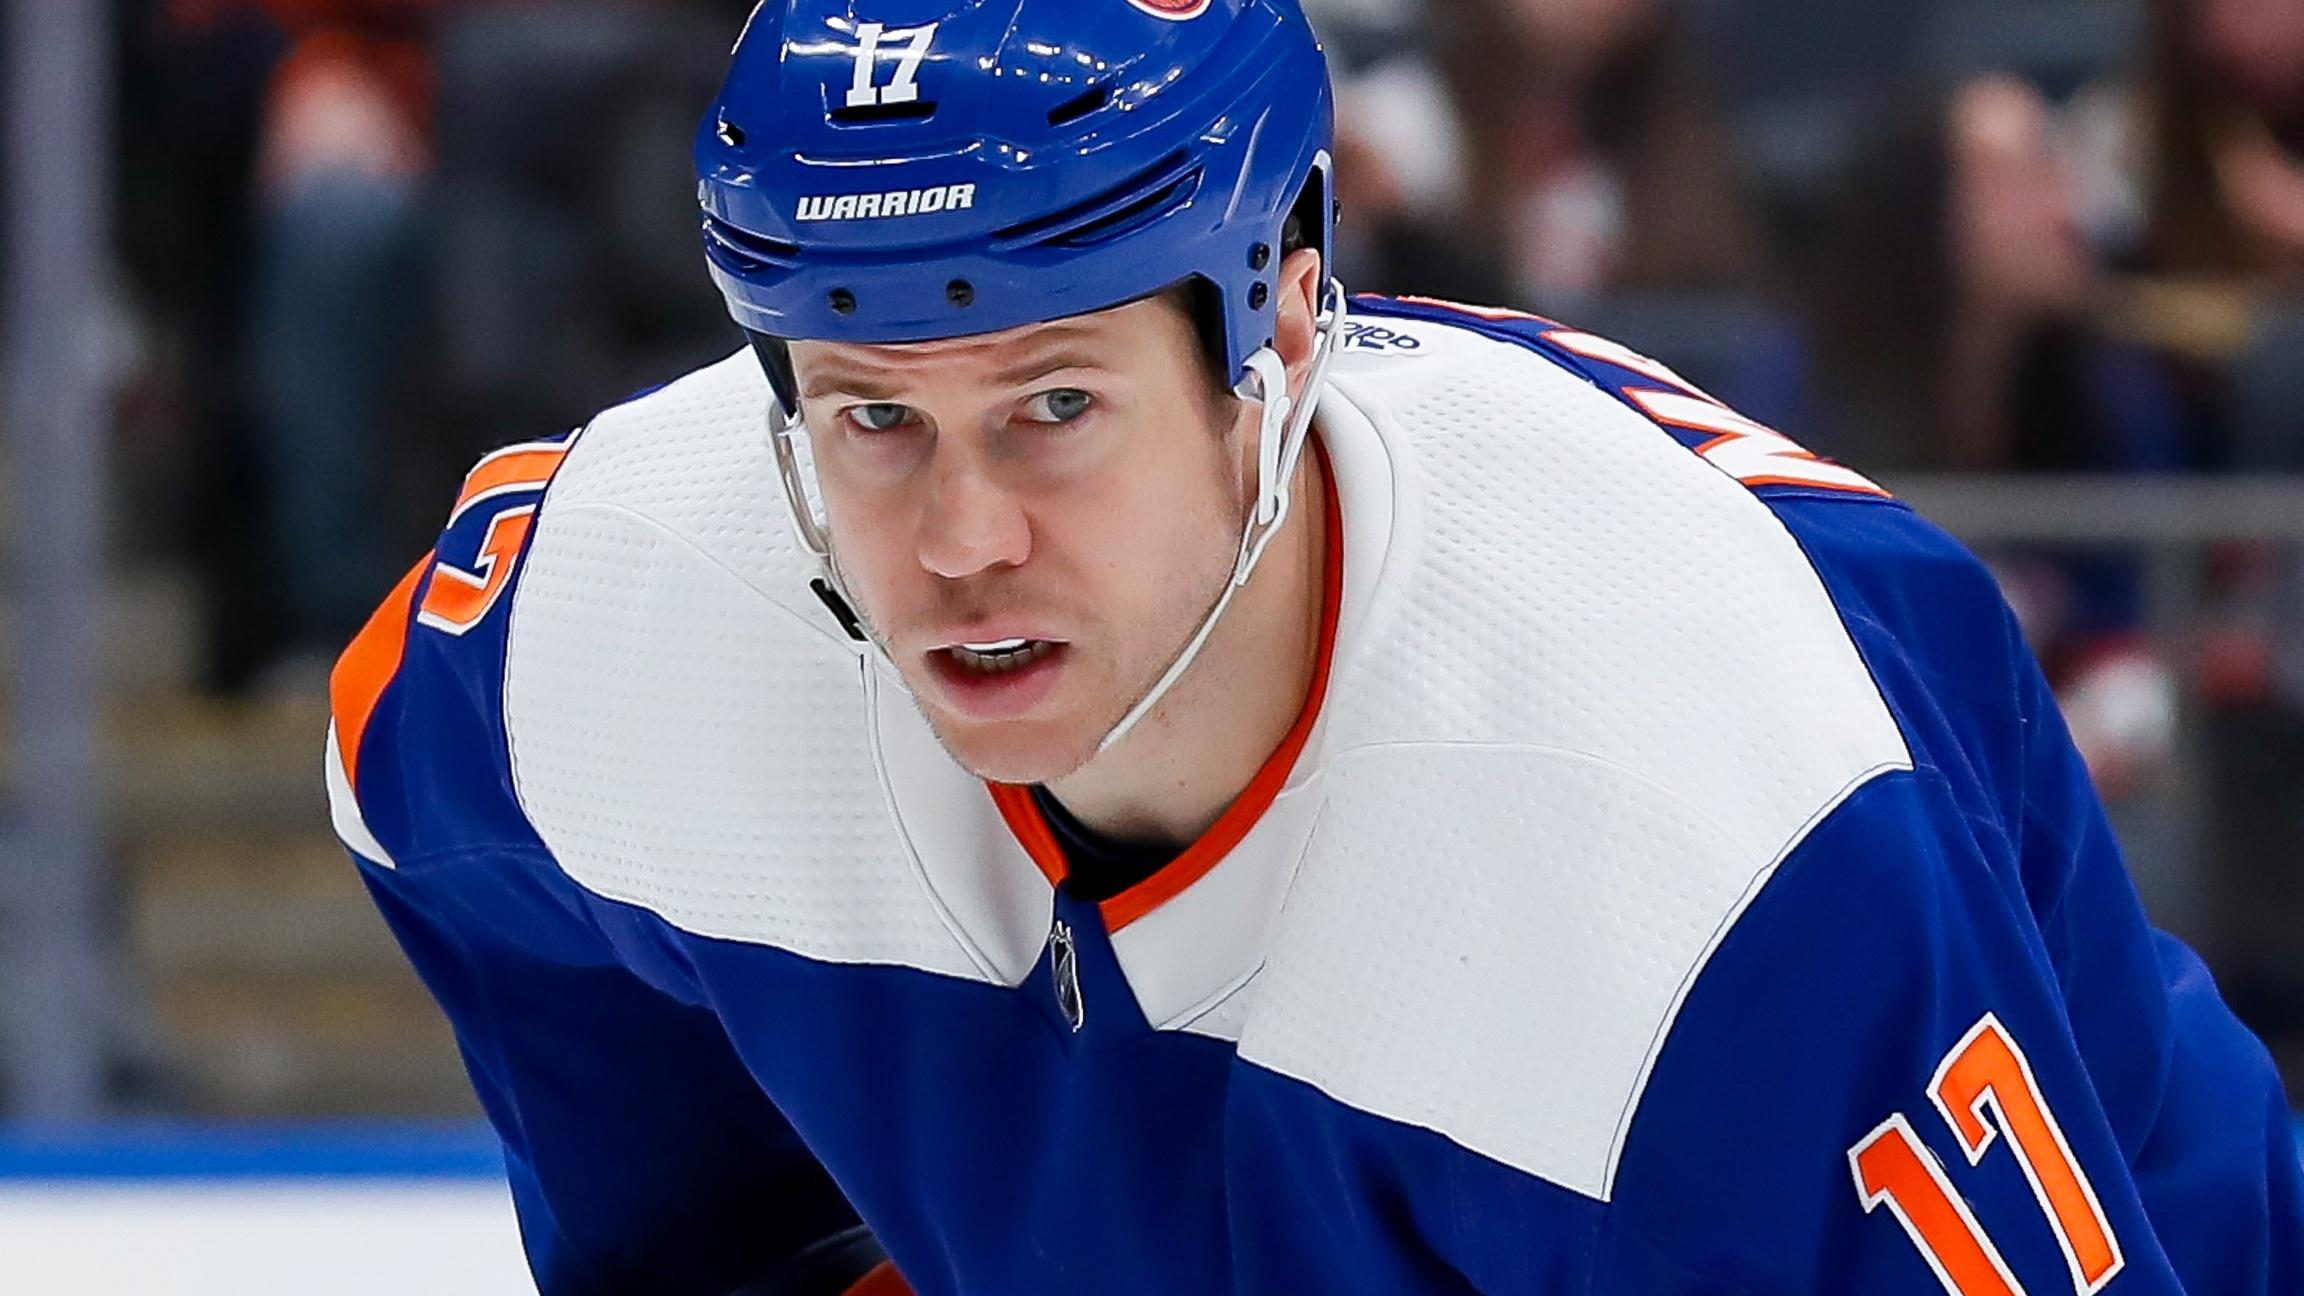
left=846, top=22, right=938, bottom=108
left=1850, top=1013, right=2125, bottom=1296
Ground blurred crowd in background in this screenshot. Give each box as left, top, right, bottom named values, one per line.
left=31, top=0, right=2304, bottom=1114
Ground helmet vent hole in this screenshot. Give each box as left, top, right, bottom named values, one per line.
left=829, top=288, right=858, bottom=315
left=1046, top=86, right=1109, bottom=127
left=715, top=118, right=747, bottom=147
left=947, top=280, right=976, bottom=307
left=830, top=99, right=938, bottom=125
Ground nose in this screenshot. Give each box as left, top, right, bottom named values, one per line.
left=916, top=448, right=1031, bottom=580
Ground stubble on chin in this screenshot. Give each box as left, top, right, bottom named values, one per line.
left=909, top=692, right=1104, bottom=787
left=847, top=596, right=1106, bottom=785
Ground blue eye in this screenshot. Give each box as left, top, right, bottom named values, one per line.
left=848, top=403, right=918, bottom=432
left=1025, top=389, right=1094, bottom=423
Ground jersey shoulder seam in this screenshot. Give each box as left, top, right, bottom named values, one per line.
left=1600, top=758, right=1909, bottom=1188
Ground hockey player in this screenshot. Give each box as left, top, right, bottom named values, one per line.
left=326, top=0, right=2304, bottom=1292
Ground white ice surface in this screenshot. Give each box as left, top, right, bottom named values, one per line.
left=0, top=1181, right=531, bottom=1294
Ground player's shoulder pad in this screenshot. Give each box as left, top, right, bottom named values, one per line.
left=325, top=357, right=768, bottom=870
left=1237, top=295, right=1935, bottom=1204
left=1356, top=291, right=2037, bottom=754
left=1346, top=296, right=2037, bottom=826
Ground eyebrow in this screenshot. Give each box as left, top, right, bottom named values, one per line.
left=799, top=328, right=1115, bottom=403
left=799, top=369, right=907, bottom=402
left=991, top=348, right=1109, bottom=388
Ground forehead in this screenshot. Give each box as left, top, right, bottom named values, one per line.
left=789, top=294, right=1188, bottom=393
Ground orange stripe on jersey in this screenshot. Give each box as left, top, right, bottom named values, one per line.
left=448, top=445, right=567, bottom=523
left=1626, top=387, right=1891, bottom=498
left=842, top=1261, right=914, bottom=1296
left=329, top=557, right=430, bottom=793
left=988, top=439, right=1346, bottom=934
left=989, top=783, right=1069, bottom=889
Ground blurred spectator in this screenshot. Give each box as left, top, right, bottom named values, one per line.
left=117, top=0, right=437, bottom=691
left=425, top=2, right=745, bottom=464
left=116, top=0, right=290, bottom=692
left=2138, top=0, right=2304, bottom=280
left=2127, top=0, right=2304, bottom=1091
left=247, top=1, right=436, bottom=681
left=1806, top=77, right=2201, bottom=476
left=1379, top=0, right=1811, bottom=425
left=1424, top=0, right=1766, bottom=311
left=1805, top=78, right=2196, bottom=796
left=1307, top=0, right=1512, bottom=302
left=118, top=0, right=750, bottom=692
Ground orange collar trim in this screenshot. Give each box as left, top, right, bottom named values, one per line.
left=988, top=438, right=1344, bottom=934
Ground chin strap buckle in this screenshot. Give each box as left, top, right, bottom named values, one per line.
left=810, top=578, right=869, bottom=644
left=767, top=398, right=878, bottom=657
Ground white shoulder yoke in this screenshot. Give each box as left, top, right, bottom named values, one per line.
left=499, top=352, right=1043, bottom=982
left=1236, top=311, right=1914, bottom=1201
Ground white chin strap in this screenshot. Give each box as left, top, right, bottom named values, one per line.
left=1094, top=278, right=1348, bottom=754
left=764, top=280, right=1351, bottom=755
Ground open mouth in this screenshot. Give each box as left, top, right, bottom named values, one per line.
left=926, top=637, right=1071, bottom=720
left=942, top=638, right=1062, bottom=675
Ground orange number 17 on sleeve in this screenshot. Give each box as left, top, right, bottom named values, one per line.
left=1849, top=1013, right=2125, bottom=1296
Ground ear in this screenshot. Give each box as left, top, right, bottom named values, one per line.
left=1270, top=247, right=1326, bottom=403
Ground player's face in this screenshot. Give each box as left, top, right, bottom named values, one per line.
left=790, top=295, right=1250, bottom=784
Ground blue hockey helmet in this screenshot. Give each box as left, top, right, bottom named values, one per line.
left=695, top=0, right=1337, bottom=406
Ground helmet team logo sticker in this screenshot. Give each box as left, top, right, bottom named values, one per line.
left=796, top=183, right=978, bottom=223
left=1127, top=0, right=1213, bottom=19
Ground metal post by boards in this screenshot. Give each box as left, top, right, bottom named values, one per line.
left=3, top=0, right=114, bottom=1121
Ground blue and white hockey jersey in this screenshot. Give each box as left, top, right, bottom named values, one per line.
left=327, top=295, right=2304, bottom=1295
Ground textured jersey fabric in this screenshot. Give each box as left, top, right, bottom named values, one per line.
left=328, top=294, right=2304, bottom=1295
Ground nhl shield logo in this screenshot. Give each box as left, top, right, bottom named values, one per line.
left=1128, top=0, right=1213, bottom=20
